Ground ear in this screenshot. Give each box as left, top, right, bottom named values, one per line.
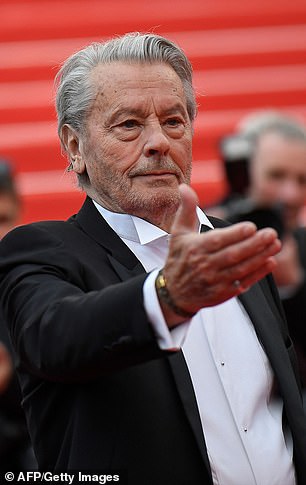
left=61, top=124, right=86, bottom=174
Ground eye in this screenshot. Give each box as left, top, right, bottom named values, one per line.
left=165, top=117, right=183, bottom=127
left=113, top=118, right=142, bottom=141
left=120, top=119, right=139, bottom=129
left=265, top=168, right=283, bottom=180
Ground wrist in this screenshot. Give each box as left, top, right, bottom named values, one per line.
left=155, top=269, right=196, bottom=320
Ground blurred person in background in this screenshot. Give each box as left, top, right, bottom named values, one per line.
left=212, top=112, right=306, bottom=392
left=0, top=159, right=36, bottom=470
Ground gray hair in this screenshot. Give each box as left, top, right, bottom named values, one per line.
left=221, top=111, right=306, bottom=162
left=239, top=110, right=306, bottom=151
left=55, top=32, right=197, bottom=150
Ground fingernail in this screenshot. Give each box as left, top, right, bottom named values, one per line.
left=241, top=222, right=257, bottom=235
left=262, top=228, right=277, bottom=241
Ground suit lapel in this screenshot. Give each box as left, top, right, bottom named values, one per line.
left=168, top=352, right=212, bottom=471
left=74, top=197, right=145, bottom=278
left=107, top=254, right=144, bottom=280
left=207, top=216, right=301, bottom=404
left=166, top=221, right=217, bottom=472
left=238, top=285, right=302, bottom=408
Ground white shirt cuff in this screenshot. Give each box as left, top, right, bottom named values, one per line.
left=143, top=269, right=190, bottom=350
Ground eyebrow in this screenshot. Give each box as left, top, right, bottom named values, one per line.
left=107, top=103, right=188, bottom=126
left=160, top=104, right=188, bottom=117
left=108, top=108, right=144, bottom=125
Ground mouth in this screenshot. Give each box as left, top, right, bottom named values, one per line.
left=129, top=172, right=179, bottom=189
left=140, top=172, right=175, bottom=177
left=131, top=171, right=178, bottom=179
left=135, top=173, right=179, bottom=186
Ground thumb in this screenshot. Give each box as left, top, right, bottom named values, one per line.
left=171, top=183, right=199, bottom=235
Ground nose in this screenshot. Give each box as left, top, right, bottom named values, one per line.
left=143, top=123, right=170, bottom=158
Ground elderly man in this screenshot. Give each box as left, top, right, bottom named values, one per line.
left=0, top=33, right=305, bottom=485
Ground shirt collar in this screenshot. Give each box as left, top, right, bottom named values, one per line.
left=92, top=199, right=214, bottom=245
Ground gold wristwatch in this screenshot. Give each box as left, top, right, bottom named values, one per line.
left=155, top=270, right=196, bottom=319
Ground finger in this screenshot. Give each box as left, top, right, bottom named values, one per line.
left=171, top=184, right=199, bottom=236
left=199, top=221, right=258, bottom=253
left=216, top=228, right=281, bottom=269
left=232, top=257, right=278, bottom=294
left=221, top=239, right=280, bottom=283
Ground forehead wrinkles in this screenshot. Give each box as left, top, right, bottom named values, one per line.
left=89, top=62, right=185, bottom=112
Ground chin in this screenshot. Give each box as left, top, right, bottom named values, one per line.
left=126, top=187, right=180, bottom=217
left=138, top=179, right=179, bottom=194
left=147, top=187, right=180, bottom=206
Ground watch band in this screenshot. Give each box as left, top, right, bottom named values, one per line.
left=155, top=269, right=196, bottom=319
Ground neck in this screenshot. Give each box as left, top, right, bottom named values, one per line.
left=140, top=211, right=175, bottom=233
left=90, top=189, right=181, bottom=233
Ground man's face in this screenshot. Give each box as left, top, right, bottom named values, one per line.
left=249, top=132, right=306, bottom=230
left=77, top=61, right=193, bottom=226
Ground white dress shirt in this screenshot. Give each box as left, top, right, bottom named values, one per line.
left=93, top=200, right=296, bottom=485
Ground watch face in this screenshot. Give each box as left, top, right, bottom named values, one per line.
left=155, top=271, right=195, bottom=319
left=156, top=271, right=166, bottom=289
left=159, top=276, right=166, bottom=289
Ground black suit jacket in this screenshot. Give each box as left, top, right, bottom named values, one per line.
left=282, top=227, right=306, bottom=387
left=0, top=316, right=36, bottom=470
left=0, top=197, right=305, bottom=484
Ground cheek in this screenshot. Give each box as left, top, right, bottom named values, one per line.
left=85, top=138, right=123, bottom=174
left=172, top=137, right=192, bottom=162
left=261, top=181, right=281, bottom=200
left=104, top=139, right=142, bottom=170
left=252, top=174, right=278, bottom=202
left=293, top=187, right=306, bottom=207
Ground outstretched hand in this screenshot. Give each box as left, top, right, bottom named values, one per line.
left=161, top=184, right=282, bottom=327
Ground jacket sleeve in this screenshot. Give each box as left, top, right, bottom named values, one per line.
left=0, top=223, right=166, bottom=383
